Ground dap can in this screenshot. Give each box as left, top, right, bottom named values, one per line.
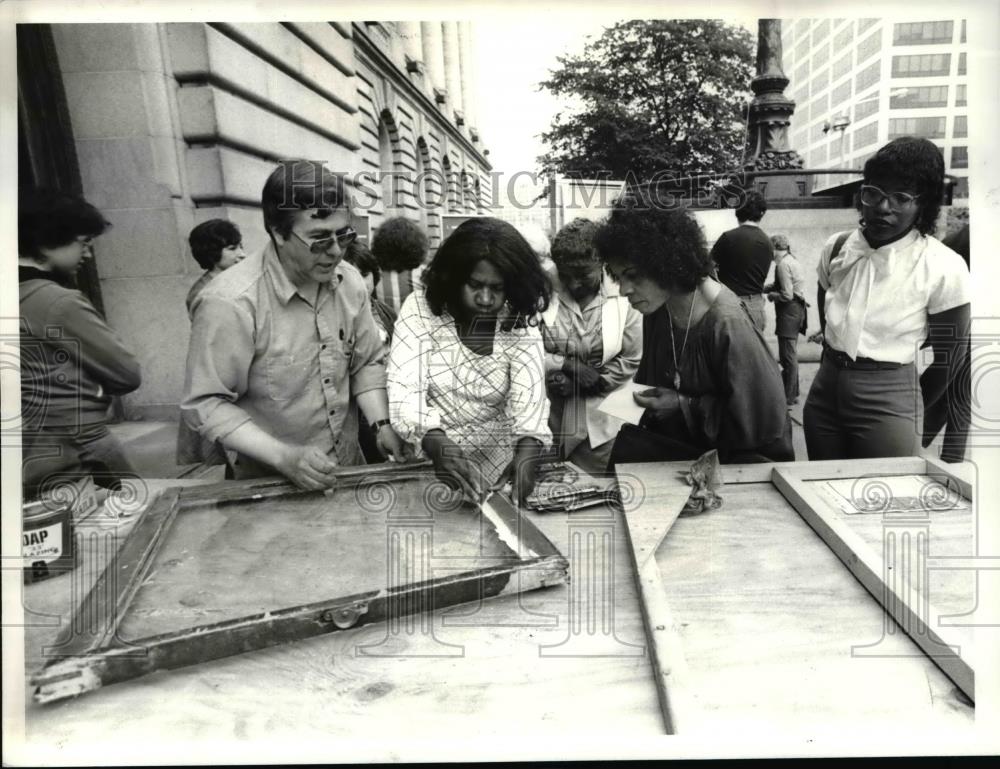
left=23, top=497, right=76, bottom=584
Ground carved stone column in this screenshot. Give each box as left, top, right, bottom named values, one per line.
left=398, top=22, right=423, bottom=74
left=442, top=21, right=464, bottom=118
left=459, top=21, right=475, bottom=131
left=420, top=22, right=446, bottom=100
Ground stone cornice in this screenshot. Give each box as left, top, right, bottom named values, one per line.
left=351, top=23, right=490, bottom=170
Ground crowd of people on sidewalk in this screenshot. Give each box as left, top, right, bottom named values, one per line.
left=18, top=136, right=972, bottom=504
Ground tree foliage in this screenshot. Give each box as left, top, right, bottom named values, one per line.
left=538, top=20, right=755, bottom=181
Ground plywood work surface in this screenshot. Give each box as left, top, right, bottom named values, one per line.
left=650, top=478, right=974, bottom=736
left=805, top=476, right=977, bottom=657
left=20, top=479, right=662, bottom=752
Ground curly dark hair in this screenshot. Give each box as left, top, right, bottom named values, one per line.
left=422, top=217, right=551, bottom=324
left=18, top=188, right=110, bottom=259
left=735, top=190, right=767, bottom=223
left=863, top=137, right=944, bottom=236
left=344, top=240, right=381, bottom=287
left=188, top=219, right=242, bottom=270
left=594, top=197, right=711, bottom=293
left=371, top=216, right=429, bottom=272
left=551, top=218, right=599, bottom=266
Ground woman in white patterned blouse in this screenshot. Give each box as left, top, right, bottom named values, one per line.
left=387, top=218, right=553, bottom=504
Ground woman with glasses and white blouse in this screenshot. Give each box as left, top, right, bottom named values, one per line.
left=804, top=137, right=971, bottom=462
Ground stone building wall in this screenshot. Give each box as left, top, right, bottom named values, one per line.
left=49, top=21, right=489, bottom=420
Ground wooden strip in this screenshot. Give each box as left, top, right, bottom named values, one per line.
left=772, top=468, right=975, bottom=701
left=175, top=461, right=435, bottom=506
left=32, top=562, right=537, bottom=703
left=43, top=489, right=181, bottom=659
left=614, top=466, right=690, bottom=569
left=479, top=492, right=567, bottom=562
left=620, top=458, right=927, bottom=487
left=615, top=466, right=704, bottom=734
left=923, top=457, right=974, bottom=500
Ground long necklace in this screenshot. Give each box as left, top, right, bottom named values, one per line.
left=666, top=293, right=696, bottom=391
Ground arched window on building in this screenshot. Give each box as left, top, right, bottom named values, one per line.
left=415, top=138, right=442, bottom=246
left=442, top=155, right=457, bottom=214
left=473, top=176, right=483, bottom=214
left=378, top=116, right=396, bottom=219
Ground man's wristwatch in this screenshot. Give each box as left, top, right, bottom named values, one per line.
left=371, top=419, right=392, bottom=433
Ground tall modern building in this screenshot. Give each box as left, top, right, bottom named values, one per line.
left=782, top=18, right=969, bottom=198
left=17, top=21, right=489, bottom=419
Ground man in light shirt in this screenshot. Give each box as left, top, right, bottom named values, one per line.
left=182, top=160, right=412, bottom=488
left=765, top=234, right=807, bottom=406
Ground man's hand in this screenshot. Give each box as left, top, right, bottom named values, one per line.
left=422, top=429, right=485, bottom=503
left=563, top=357, right=602, bottom=396
left=377, top=424, right=415, bottom=463
left=275, top=444, right=339, bottom=490
left=495, top=437, right=544, bottom=505
left=766, top=292, right=779, bottom=303
left=807, top=330, right=824, bottom=345
left=633, top=387, right=681, bottom=422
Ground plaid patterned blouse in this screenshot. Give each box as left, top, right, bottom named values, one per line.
left=387, top=288, right=551, bottom=485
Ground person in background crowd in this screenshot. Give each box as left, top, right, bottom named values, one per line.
left=541, top=218, right=642, bottom=475
left=344, top=239, right=399, bottom=463
left=387, top=217, right=552, bottom=504
left=176, top=219, right=245, bottom=468
left=596, top=197, right=793, bottom=467
left=18, top=188, right=142, bottom=497
left=804, top=137, right=971, bottom=462
left=515, top=221, right=555, bottom=273
left=184, top=219, right=246, bottom=315
left=710, top=191, right=773, bottom=332
left=371, top=216, right=429, bottom=315
left=182, top=160, right=413, bottom=488
left=764, top=234, right=808, bottom=406
left=344, top=239, right=397, bottom=351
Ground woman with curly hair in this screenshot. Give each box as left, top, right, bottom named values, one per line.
left=387, top=217, right=553, bottom=503
left=371, top=216, right=430, bottom=315
left=805, top=136, right=971, bottom=461
left=595, top=199, right=793, bottom=466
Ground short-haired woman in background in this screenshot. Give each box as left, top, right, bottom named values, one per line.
left=387, top=217, right=552, bottom=503
left=805, top=137, right=971, bottom=461
left=184, top=219, right=246, bottom=315
left=595, top=198, right=793, bottom=466
left=177, top=218, right=245, bottom=468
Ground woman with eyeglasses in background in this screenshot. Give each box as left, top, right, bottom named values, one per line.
left=804, top=137, right=971, bottom=461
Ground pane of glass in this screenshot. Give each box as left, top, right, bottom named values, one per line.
left=117, top=476, right=520, bottom=640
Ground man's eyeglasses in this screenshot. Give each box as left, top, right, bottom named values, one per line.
left=291, top=226, right=357, bottom=254
left=860, top=184, right=919, bottom=211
